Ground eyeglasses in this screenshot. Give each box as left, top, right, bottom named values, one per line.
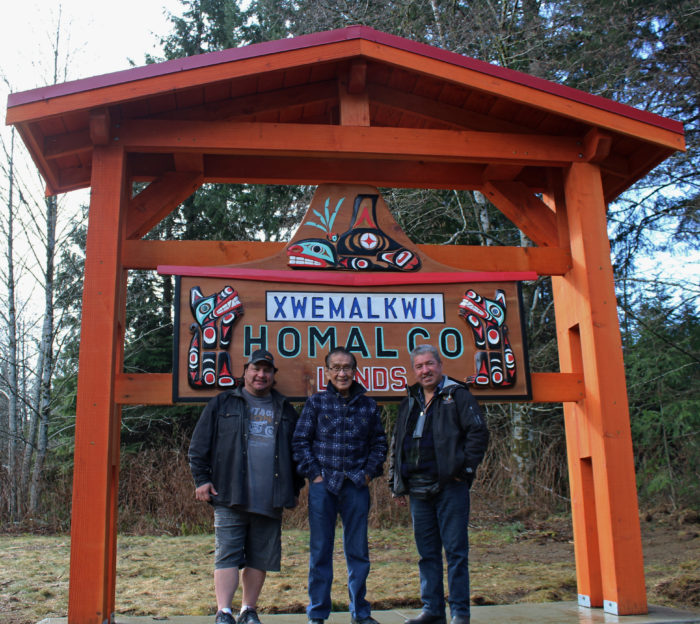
left=327, top=365, right=354, bottom=373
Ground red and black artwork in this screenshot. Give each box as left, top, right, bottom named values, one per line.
left=188, top=285, right=244, bottom=389
left=459, top=289, right=516, bottom=388
left=286, top=193, right=421, bottom=271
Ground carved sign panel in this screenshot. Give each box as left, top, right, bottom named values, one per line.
left=163, top=185, right=532, bottom=402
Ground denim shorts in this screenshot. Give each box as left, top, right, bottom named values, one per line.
left=214, top=506, right=282, bottom=571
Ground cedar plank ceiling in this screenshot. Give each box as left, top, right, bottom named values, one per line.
left=5, top=26, right=685, bottom=201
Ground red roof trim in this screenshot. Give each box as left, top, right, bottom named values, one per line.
left=157, top=265, right=537, bottom=285
left=7, top=25, right=683, bottom=135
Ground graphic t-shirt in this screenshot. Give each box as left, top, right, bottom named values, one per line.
left=242, top=389, right=280, bottom=518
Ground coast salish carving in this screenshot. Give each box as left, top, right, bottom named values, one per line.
left=188, top=285, right=244, bottom=389
left=459, top=289, right=516, bottom=388
left=287, top=193, right=421, bottom=271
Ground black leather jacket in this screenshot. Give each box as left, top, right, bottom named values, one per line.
left=189, top=386, right=303, bottom=509
left=389, top=377, right=489, bottom=497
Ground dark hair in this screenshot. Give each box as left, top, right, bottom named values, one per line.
left=325, top=347, right=357, bottom=369
left=410, top=344, right=441, bottom=365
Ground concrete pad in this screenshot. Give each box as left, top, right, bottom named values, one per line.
left=38, top=604, right=700, bottom=624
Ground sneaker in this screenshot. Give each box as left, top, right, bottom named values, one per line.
left=216, top=611, right=236, bottom=624
left=238, top=608, right=262, bottom=624
left=352, top=617, right=380, bottom=624
left=308, top=619, right=325, bottom=624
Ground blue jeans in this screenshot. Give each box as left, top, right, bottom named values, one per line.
left=410, top=481, right=471, bottom=617
left=307, top=479, right=371, bottom=620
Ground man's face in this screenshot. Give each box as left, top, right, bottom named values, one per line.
left=244, top=361, right=275, bottom=396
left=412, top=352, right=443, bottom=392
left=326, top=352, right=355, bottom=396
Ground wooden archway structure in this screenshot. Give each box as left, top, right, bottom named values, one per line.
left=6, top=26, right=685, bottom=624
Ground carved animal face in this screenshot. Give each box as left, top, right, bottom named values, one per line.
left=191, top=285, right=242, bottom=326
left=286, top=239, right=337, bottom=268
left=458, top=290, right=506, bottom=326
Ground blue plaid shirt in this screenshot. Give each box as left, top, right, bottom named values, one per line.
left=293, top=381, right=388, bottom=494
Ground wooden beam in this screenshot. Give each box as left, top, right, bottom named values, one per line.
left=347, top=59, right=367, bottom=94
left=582, top=128, right=612, bottom=163
left=173, top=152, right=204, bottom=172
left=529, top=372, right=583, bottom=402
left=68, top=144, right=127, bottom=624
left=201, top=154, right=487, bottom=189
left=339, top=77, right=370, bottom=126
left=153, top=80, right=338, bottom=122
left=44, top=128, right=91, bottom=159
left=482, top=164, right=525, bottom=181
left=553, top=162, right=647, bottom=615
left=115, top=373, right=173, bottom=404
left=117, top=119, right=584, bottom=166
left=367, top=83, right=534, bottom=134
left=126, top=171, right=203, bottom=240
left=89, top=108, right=111, bottom=146
left=483, top=180, right=559, bottom=247
left=121, top=239, right=572, bottom=275
left=114, top=371, right=582, bottom=405
left=359, top=40, right=686, bottom=151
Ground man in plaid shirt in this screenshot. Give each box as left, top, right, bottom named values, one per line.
left=293, top=347, right=388, bottom=624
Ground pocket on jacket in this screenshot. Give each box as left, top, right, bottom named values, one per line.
left=218, top=412, right=242, bottom=435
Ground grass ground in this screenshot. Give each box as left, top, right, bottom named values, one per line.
left=1, top=516, right=698, bottom=624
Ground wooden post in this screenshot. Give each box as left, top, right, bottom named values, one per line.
left=68, top=144, right=127, bottom=624
left=552, top=162, right=647, bottom=615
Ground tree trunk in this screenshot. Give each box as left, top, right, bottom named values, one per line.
left=3, top=128, right=20, bottom=521
left=29, top=195, right=57, bottom=514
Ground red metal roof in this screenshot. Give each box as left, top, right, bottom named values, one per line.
left=7, top=26, right=683, bottom=135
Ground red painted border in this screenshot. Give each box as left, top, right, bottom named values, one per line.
left=157, top=265, right=537, bottom=285
left=7, top=26, right=683, bottom=135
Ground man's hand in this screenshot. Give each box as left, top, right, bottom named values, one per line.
left=393, top=495, right=407, bottom=507
left=195, top=482, right=218, bottom=502
left=312, top=475, right=324, bottom=483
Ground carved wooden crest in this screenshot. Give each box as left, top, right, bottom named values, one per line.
left=161, top=184, right=532, bottom=401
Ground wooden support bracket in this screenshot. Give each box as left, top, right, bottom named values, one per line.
left=582, top=128, right=612, bottom=163
left=89, top=108, right=111, bottom=146
left=483, top=180, right=559, bottom=247
left=126, top=171, right=203, bottom=240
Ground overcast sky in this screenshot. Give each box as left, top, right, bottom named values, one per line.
left=2, top=0, right=183, bottom=92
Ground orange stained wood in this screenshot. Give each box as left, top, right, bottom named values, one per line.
left=126, top=171, right=204, bottom=239
left=68, top=144, right=127, bottom=624
left=114, top=371, right=583, bottom=405
left=116, top=119, right=584, bottom=165
left=554, top=162, right=647, bottom=615
left=358, top=39, right=685, bottom=150
left=119, top=239, right=572, bottom=274
left=482, top=180, right=559, bottom=247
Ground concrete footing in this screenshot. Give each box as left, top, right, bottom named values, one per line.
left=39, top=603, right=700, bottom=624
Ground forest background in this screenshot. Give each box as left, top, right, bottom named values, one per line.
left=0, top=0, right=698, bottom=534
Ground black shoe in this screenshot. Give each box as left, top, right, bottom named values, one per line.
left=352, top=617, right=380, bottom=624
left=238, top=608, right=262, bottom=624
left=405, top=613, right=446, bottom=624
left=308, top=619, right=325, bottom=624
left=450, top=617, right=470, bottom=624
left=216, top=612, right=236, bottom=624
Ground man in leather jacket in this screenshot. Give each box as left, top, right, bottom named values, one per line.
left=389, top=344, right=489, bottom=624
left=189, top=349, right=303, bottom=624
